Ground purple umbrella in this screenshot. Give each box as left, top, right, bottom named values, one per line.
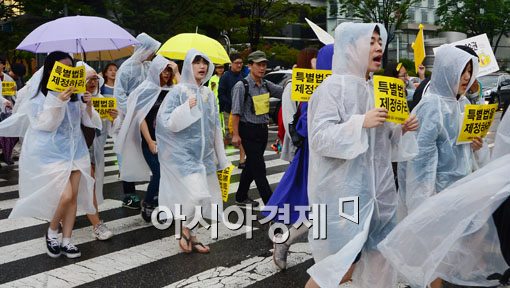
left=17, top=15, right=138, bottom=53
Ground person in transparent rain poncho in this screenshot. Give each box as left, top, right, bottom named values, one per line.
left=7, top=51, right=102, bottom=259
left=304, top=23, right=419, bottom=288
left=114, top=55, right=178, bottom=222
left=156, top=49, right=229, bottom=254
left=396, top=45, right=490, bottom=228
left=77, top=61, right=118, bottom=241
left=114, top=32, right=161, bottom=209
left=379, top=98, right=510, bottom=288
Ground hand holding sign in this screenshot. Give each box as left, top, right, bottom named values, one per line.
left=363, top=108, right=388, bottom=128
left=189, top=97, right=197, bottom=109
left=57, top=86, right=76, bottom=102
left=83, top=92, right=93, bottom=107
left=471, top=136, right=483, bottom=152
left=402, top=114, right=419, bottom=134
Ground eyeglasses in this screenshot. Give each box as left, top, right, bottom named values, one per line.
left=87, top=77, right=99, bottom=82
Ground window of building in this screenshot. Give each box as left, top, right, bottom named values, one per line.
left=421, top=10, right=428, bottom=23
left=428, top=0, right=435, bottom=8
left=408, top=8, right=415, bottom=22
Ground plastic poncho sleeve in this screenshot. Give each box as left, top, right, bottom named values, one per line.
left=389, top=123, right=418, bottom=162
left=29, top=94, right=68, bottom=132
left=308, top=86, right=368, bottom=160
left=80, top=102, right=102, bottom=130
left=472, top=140, right=490, bottom=169
left=115, top=72, right=130, bottom=113
left=404, top=102, right=441, bottom=210
left=492, top=110, right=510, bottom=159
left=282, top=81, right=297, bottom=140
left=159, top=87, right=201, bottom=133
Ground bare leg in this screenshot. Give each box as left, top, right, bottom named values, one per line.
left=49, top=171, right=80, bottom=232
left=61, top=171, right=81, bottom=238
left=305, top=278, right=320, bottom=288
left=340, top=264, right=355, bottom=284
left=86, top=165, right=101, bottom=226
left=430, top=278, right=443, bottom=288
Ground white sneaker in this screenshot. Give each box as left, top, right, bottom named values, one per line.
left=92, top=221, right=114, bottom=241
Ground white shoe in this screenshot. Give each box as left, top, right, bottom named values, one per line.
left=92, top=221, right=114, bottom=241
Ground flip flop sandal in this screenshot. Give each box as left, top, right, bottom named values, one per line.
left=179, top=234, right=192, bottom=254
left=191, top=241, right=210, bottom=254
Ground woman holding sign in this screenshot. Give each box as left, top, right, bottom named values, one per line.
left=395, top=44, right=490, bottom=288
left=8, top=51, right=102, bottom=259
left=115, top=55, right=178, bottom=223
left=156, top=49, right=229, bottom=254
left=305, top=22, right=419, bottom=288
left=77, top=61, right=117, bottom=241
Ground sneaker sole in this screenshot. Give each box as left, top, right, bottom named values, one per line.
left=62, top=251, right=81, bottom=259
left=92, top=233, right=114, bottom=241
left=122, top=204, right=141, bottom=210
left=46, top=251, right=61, bottom=258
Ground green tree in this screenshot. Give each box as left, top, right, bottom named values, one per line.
left=436, top=0, right=510, bottom=53
left=329, top=0, right=420, bottom=66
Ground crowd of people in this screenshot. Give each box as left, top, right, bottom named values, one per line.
left=0, top=21, right=508, bottom=288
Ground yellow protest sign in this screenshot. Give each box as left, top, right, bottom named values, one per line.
left=252, top=93, right=270, bottom=115
left=217, top=165, right=235, bottom=202
left=1, top=81, right=16, bottom=96
left=412, top=24, right=426, bottom=72
left=291, top=68, right=332, bottom=101
left=457, top=104, right=497, bottom=143
left=46, top=61, right=86, bottom=94
left=373, top=75, right=409, bottom=124
left=91, top=97, right=117, bottom=121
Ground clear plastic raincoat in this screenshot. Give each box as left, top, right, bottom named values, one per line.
left=379, top=107, right=510, bottom=288
left=397, top=45, right=490, bottom=215
left=306, top=23, right=418, bottom=288
left=280, top=81, right=297, bottom=162
left=9, top=71, right=102, bottom=220
left=77, top=61, right=114, bottom=205
left=114, top=33, right=161, bottom=113
left=156, top=49, right=229, bottom=225
left=115, top=55, right=170, bottom=182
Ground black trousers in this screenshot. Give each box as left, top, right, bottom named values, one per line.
left=236, top=122, right=272, bottom=204
left=493, top=196, right=510, bottom=266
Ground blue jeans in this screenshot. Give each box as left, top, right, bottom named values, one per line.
left=141, top=141, right=160, bottom=205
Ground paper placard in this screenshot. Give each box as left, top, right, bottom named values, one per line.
left=252, top=93, right=270, bottom=115
left=91, top=97, right=117, bottom=121
left=217, top=165, right=235, bottom=202
left=457, top=104, right=497, bottom=143
left=291, top=68, right=332, bottom=102
left=46, top=61, right=86, bottom=94
left=433, top=34, right=499, bottom=77
left=373, top=75, right=409, bottom=124
left=1, top=81, right=16, bottom=96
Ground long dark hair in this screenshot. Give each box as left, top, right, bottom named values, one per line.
left=38, top=51, right=78, bottom=101
left=102, top=62, right=118, bottom=84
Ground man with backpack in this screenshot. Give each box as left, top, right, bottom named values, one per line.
left=231, top=50, right=283, bottom=206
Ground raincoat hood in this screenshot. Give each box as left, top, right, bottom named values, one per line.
left=180, top=49, right=214, bottom=86
left=332, top=22, right=387, bottom=78
left=132, top=33, right=161, bottom=63
left=429, top=45, right=479, bottom=99
left=146, top=54, right=170, bottom=87
left=76, top=61, right=104, bottom=96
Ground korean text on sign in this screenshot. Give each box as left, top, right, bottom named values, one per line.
left=291, top=68, right=332, bottom=102
left=373, top=75, right=409, bottom=124
left=46, top=61, right=86, bottom=94
left=457, top=104, right=497, bottom=143
left=91, top=97, right=117, bottom=121
left=1, top=81, right=16, bottom=96
left=217, top=165, right=235, bottom=202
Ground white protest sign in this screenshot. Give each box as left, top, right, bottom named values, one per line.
left=433, top=34, right=499, bottom=77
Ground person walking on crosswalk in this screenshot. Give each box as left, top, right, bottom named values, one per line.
left=231, top=50, right=283, bottom=206
left=156, top=49, right=229, bottom=254
left=114, top=33, right=161, bottom=209
left=77, top=61, right=116, bottom=241
left=7, top=51, right=102, bottom=259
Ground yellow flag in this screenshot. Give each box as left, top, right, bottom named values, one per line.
left=412, top=24, right=425, bottom=72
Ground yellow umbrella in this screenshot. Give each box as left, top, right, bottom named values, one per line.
left=158, top=33, right=230, bottom=64
left=74, top=45, right=134, bottom=61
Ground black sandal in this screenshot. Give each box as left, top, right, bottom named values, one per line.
left=191, top=241, right=210, bottom=254
left=179, top=234, right=192, bottom=253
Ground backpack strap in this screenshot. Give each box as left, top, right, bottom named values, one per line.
left=241, top=78, right=256, bottom=113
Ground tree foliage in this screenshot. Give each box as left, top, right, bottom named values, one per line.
left=436, top=0, right=510, bottom=53
left=330, top=0, right=420, bottom=66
